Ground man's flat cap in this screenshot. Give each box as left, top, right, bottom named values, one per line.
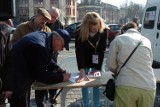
left=37, top=8, right=51, bottom=21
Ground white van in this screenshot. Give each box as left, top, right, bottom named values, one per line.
left=141, top=0, right=160, bottom=65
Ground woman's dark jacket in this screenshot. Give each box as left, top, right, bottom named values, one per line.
left=2, top=31, right=64, bottom=95
left=75, top=29, right=108, bottom=70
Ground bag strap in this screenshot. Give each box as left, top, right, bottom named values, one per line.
left=115, top=38, right=142, bottom=78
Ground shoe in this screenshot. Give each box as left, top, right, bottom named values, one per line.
left=50, top=99, right=57, bottom=105
left=50, top=99, right=57, bottom=107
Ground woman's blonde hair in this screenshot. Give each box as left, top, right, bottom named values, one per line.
left=79, top=12, right=104, bottom=42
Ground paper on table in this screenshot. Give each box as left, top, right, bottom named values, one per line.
left=87, top=71, right=101, bottom=78
left=69, top=71, right=101, bottom=83
left=69, top=73, right=79, bottom=83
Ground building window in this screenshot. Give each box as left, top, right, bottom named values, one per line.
left=69, top=0, right=71, bottom=5
left=73, top=0, right=75, bottom=6
left=66, top=0, right=68, bottom=5
left=19, top=0, right=26, bottom=4
left=69, top=8, right=71, bottom=15
left=66, top=8, right=69, bottom=15
left=73, top=9, right=75, bottom=16
left=34, top=0, right=43, bottom=4
left=25, top=0, right=28, bottom=4
left=67, top=8, right=71, bottom=15
left=34, top=7, right=38, bottom=14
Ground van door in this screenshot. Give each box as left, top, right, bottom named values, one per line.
left=141, top=4, right=160, bottom=62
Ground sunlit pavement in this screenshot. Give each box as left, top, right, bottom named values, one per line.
left=30, top=87, right=112, bottom=107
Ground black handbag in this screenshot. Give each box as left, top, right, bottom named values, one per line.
left=103, top=78, right=115, bottom=101
left=103, top=39, right=142, bottom=101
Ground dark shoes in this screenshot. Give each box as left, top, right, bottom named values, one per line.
left=50, top=99, right=57, bottom=107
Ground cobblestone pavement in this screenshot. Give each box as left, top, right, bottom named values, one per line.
left=30, top=87, right=113, bottom=107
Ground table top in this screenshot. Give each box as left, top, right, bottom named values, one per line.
left=32, top=69, right=160, bottom=90
left=32, top=72, right=112, bottom=90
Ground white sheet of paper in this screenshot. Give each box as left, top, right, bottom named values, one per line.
left=88, top=71, right=101, bottom=78
left=69, top=73, right=79, bottom=83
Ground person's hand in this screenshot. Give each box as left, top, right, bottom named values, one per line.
left=76, top=72, right=89, bottom=83
left=1, top=91, right=13, bottom=100
left=62, top=73, right=71, bottom=82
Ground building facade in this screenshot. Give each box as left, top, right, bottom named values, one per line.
left=14, top=0, right=119, bottom=26
left=65, top=0, right=77, bottom=25
left=77, top=0, right=102, bottom=22
left=14, top=0, right=77, bottom=26
left=77, top=0, right=119, bottom=24
left=102, top=3, right=119, bottom=24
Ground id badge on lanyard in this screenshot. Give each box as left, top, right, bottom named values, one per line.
left=92, top=53, right=99, bottom=64
left=88, top=37, right=100, bottom=64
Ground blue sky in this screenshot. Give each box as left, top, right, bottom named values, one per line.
left=102, top=0, right=147, bottom=7
left=77, top=0, right=148, bottom=7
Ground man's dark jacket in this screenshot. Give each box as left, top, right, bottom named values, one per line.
left=2, top=31, right=64, bottom=95
left=0, top=32, right=11, bottom=69
left=46, top=19, right=64, bottom=31
left=0, top=30, right=11, bottom=91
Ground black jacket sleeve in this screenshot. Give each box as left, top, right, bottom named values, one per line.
left=0, top=33, right=13, bottom=91
left=75, top=32, right=86, bottom=70
left=47, top=59, right=65, bottom=73
left=24, top=44, right=63, bottom=84
left=96, top=29, right=107, bottom=70
left=1, top=50, right=14, bottom=91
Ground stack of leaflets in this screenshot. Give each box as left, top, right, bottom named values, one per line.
left=87, top=71, right=101, bottom=78
left=68, top=71, right=101, bottom=83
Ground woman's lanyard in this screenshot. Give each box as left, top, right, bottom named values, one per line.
left=87, top=37, right=100, bottom=53
left=87, top=36, right=101, bottom=64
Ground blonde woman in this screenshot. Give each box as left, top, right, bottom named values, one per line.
left=75, top=12, right=109, bottom=107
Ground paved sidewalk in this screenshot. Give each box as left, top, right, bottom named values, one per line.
left=30, top=87, right=114, bottom=107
